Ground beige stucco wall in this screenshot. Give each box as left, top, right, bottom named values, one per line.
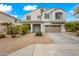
left=0, top=24, right=7, bottom=33
left=42, top=9, right=66, bottom=21
left=0, top=13, right=15, bottom=24
left=25, top=9, right=42, bottom=21
left=0, top=13, right=16, bottom=33
left=25, top=8, right=66, bottom=22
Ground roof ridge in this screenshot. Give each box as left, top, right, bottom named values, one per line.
left=0, top=11, right=17, bottom=19
left=24, top=8, right=46, bottom=15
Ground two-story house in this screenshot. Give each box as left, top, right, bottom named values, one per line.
left=23, top=8, right=66, bottom=33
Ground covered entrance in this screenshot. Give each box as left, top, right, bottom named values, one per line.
left=33, top=24, right=41, bottom=33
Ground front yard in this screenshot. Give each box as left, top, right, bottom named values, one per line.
left=0, top=33, right=53, bottom=56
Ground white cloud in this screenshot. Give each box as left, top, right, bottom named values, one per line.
left=11, top=15, right=18, bottom=18
left=23, top=5, right=38, bottom=11
left=0, top=4, right=12, bottom=12
left=70, top=10, right=73, bottom=13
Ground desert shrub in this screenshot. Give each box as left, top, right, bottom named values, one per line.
left=76, top=30, right=79, bottom=36
left=20, top=24, right=29, bottom=35
left=6, top=25, right=19, bottom=35
left=71, top=22, right=79, bottom=32
left=72, top=26, right=79, bottom=32
left=64, top=22, right=76, bottom=32
left=35, top=32, right=43, bottom=36
left=64, top=21, right=79, bottom=32
left=0, top=33, right=6, bottom=38
left=75, top=22, right=79, bottom=26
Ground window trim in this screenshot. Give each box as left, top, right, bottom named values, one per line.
left=37, top=15, right=41, bottom=19
left=26, top=15, right=31, bottom=20
left=55, top=12, right=63, bottom=19
left=44, top=13, right=50, bottom=19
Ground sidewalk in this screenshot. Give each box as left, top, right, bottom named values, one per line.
left=8, top=44, right=79, bottom=56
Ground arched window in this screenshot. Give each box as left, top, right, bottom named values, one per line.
left=55, top=12, right=63, bottom=19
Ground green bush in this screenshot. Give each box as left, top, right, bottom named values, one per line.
left=16, top=25, right=20, bottom=34
left=20, top=24, right=29, bottom=35
left=35, top=32, right=43, bottom=36
left=0, top=34, right=6, bottom=38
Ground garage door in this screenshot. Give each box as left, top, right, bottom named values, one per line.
left=45, top=25, right=61, bottom=32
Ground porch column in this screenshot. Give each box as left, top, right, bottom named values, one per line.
left=61, top=24, right=66, bottom=32
left=41, top=24, right=45, bottom=33
left=30, top=24, right=33, bottom=33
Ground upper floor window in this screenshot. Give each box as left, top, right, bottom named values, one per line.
left=26, top=15, right=31, bottom=20
left=44, top=13, right=50, bottom=19
left=55, top=12, right=63, bottom=19
left=37, top=15, right=41, bottom=19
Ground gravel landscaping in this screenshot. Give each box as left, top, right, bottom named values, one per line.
left=0, top=33, right=53, bottom=56
left=66, top=32, right=78, bottom=36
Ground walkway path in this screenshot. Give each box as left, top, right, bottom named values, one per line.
left=8, top=44, right=79, bottom=56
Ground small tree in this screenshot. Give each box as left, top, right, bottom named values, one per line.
left=8, top=25, right=18, bottom=38
left=10, top=26, right=16, bottom=38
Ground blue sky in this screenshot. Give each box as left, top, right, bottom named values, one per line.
left=0, top=3, right=78, bottom=21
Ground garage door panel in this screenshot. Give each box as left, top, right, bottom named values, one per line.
left=45, top=25, right=61, bottom=32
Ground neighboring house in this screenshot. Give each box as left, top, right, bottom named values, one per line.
left=0, top=11, right=19, bottom=24
left=23, top=8, right=66, bottom=33
left=0, top=11, right=19, bottom=33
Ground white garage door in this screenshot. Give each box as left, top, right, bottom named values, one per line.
left=45, top=25, right=61, bottom=32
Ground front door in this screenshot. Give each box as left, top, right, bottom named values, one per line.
left=33, top=24, right=41, bottom=33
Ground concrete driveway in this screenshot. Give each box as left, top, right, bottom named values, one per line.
left=48, top=33, right=79, bottom=44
